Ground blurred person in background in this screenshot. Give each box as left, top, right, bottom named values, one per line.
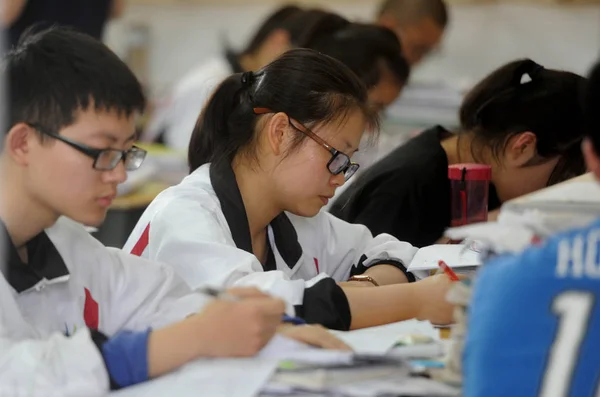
left=377, top=0, right=448, bottom=65
left=147, top=7, right=411, bottom=153
left=2, top=0, right=125, bottom=48
left=145, top=6, right=336, bottom=149
left=309, top=23, right=409, bottom=114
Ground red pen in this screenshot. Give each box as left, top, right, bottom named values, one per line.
left=438, top=260, right=460, bottom=281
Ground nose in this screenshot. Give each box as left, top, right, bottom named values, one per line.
left=330, top=172, right=346, bottom=188
left=102, top=160, right=128, bottom=184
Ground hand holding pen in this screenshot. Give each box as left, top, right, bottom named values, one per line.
left=199, top=286, right=351, bottom=350
left=192, top=287, right=286, bottom=357
left=437, top=260, right=460, bottom=281
left=200, top=286, right=307, bottom=325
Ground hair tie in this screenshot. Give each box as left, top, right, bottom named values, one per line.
left=519, top=62, right=544, bottom=85
left=241, top=71, right=255, bottom=87
left=474, top=61, right=545, bottom=126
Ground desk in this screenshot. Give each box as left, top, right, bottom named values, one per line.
left=111, top=182, right=170, bottom=210
left=92, top=182, right=170, bottom=247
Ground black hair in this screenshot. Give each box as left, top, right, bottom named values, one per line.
left=188, top=48, right=378, bottom=173
left=378, top=0, right=448, bottom=28
left=309, top=23, right=410, bottom=89
left=283, top=9, right=349, bottom=48
left=585, top=60, right=600, bottom=153
left=4, top=25, right=145, bottom=136
left=228, top=8, right=349, bottom=60
left=459, top=59, right=587, bottom=169
left=239, top=5, right=303, bottom=56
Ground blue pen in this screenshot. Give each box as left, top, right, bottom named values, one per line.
left=200, top=286, right=306, bottom=325
left=282, top=314, right=307, bottom=325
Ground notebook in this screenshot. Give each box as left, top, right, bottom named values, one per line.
left=271, top=359, right=408, bottom=391
left=407, top=243, right=482, bottom=272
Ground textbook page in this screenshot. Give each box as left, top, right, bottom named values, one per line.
left=330, top=320, right=440, bottom=355
left=110, top=358, right=277, bottom=397
left=258, top=334, right=354, bottom=365
left=407, top=244, right=482, bottom=272
left=261, top=375, right=459, bottom=397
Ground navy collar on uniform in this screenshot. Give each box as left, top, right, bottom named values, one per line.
left=0, top=221, right=70, bottom=293
left=209, top=161, right=303, bottom=269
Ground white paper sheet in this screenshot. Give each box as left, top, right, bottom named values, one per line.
left=330, top=320, right=440, bottom=355
left=333, top=375, right=460, bottom=397
left=110, top=358, right=278, bottom=397
left=407, top=244, right=481, bottom=271
left=258, top=334, right=354, bottom=365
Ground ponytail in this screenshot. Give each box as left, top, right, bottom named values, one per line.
left=187, top=72, right=258, bottom=173
left=188, top=49, right=377, bottom=176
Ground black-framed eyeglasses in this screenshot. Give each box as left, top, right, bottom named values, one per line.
left=253, top=108, right=360, bottom=181
left=28, top=123, right=147, bottom=171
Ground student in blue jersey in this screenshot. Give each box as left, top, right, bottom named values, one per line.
left=0, top=26, right=348, bottom=397
left=462, top=60, right=600, bottom=397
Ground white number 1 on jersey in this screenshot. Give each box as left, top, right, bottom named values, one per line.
left=540, top=291, right=595, bottom=397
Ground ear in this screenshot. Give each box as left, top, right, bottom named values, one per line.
left=5, top=123, right=34, bottom=166
left=505, top=131, right=537, bottom=167
left=377, top=15, right=397, bottom=30
left=582, top=138, right=600, bottom=180
left=265, top=29, right=291, bottom=50
left=265, top=112, right=291, bottom=157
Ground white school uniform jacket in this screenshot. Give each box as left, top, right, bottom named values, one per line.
left=144, top=56, right=234, bottom=150
left=0, top=216, right=208, bottom=397
left=124, top=162, right=418, bottom=330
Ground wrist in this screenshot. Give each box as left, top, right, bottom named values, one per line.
left=188, top=313, right=219, bottom=358
left=341, top=280, right=373, bottom=288
left=347, top=275, right=379, bottom=286
left=405, top=282, right=422, bottom=320
left=277, top=323, right=295, bottom=332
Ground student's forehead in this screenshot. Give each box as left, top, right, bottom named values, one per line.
left=415, top=17, right=444, bottom=41
left=63, top=108, right=136, bottom=137
left=317, top=112, right=365, bottom=144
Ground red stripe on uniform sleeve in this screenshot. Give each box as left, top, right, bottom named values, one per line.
left=130, top=224, right=150, bottom=257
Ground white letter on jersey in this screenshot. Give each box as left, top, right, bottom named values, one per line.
left=557, top=236, right=585, bottom=279
left=586, top=229, right=600, bottom=278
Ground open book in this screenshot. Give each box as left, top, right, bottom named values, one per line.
left=407, top=243, right=482, bottom=272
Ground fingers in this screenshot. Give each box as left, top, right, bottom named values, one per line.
left=241, top=298, right=286, bottom=333
left=312, top=329, right=353, bottom=351
left=227, top=289, right=287, bottom=315
left=281, top=325, right=353, bottom=351
left=257, top=297, right=286, bottom=316
left=414, top=275, right=456, bottom=323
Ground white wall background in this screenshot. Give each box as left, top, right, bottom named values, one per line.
left=104, top=1, right=600, bottom=99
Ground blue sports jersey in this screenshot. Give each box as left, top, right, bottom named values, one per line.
left=464, top=218, right=600, bottom=397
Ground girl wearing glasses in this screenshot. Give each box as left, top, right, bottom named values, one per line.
left=125, top=49, right=455, bottom=330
